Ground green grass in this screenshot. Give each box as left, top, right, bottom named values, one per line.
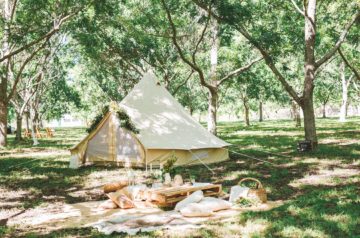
left=0, top=117, right=359, bottom=237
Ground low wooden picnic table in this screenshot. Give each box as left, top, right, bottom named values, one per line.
left=146, top=183, right=222, bottom=206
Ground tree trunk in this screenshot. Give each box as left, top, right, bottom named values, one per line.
left=259, top=101, right=263, bottom=122
left=0, top=100, right=7, bottom=147
left=339, top=62, right=347, bottom=122
left=346, top=102, right=349, bottom=117
left=25, top=111, right=30, bottom=131
left=301, top=95, right=317, bottom=147
left=322, top=102, right=327, bottom=118
left=302, top=0, right=318, bottom=149
left=243, top=97, right=250, bottom=126
left=30, top=107, right=39, bottom=146
left=207, top=90, right=218, bottom=135
left=292, top=100, right=301, bottom=127
left=207, top=18, right=219, bottom=135
left=15, top=112, right=22, bottom=141
left=34, top=109, right=40, bottom=128
left=0, top=0, right=12, bottom=147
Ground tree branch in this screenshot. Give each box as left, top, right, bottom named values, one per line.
left=314, top=54, right=338, bottom=77
left=218, top=57, right=263, bottom=86
left=172, top=70, right=194, bottom=95
left=290, top=0, right=305, bottom=16
left=338, top=48, right=360, bottom=81
left=6, top=39, right=48, bottom=103
left=192, top=9, right=211, bottom=64
left=162, top=0, right=214, bottom=91
left=0, top=10, right=79, bottom=63
left=10, top=0, right=18, bottom=21
left=315, top=11, right=359, bottom=69
left=191, top=0, right=302, bottom=104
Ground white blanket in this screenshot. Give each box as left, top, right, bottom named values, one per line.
left=91, top=209, right=238, bottom=235
left=92, top=211, right=196, bottom=235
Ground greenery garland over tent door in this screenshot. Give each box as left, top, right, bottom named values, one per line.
left=86, top=103, right=139, bottom=134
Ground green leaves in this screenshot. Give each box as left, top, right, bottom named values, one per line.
left=86, top=105, right=139, bottom=134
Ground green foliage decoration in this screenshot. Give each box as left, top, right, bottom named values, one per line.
left=86, top=105, right=139, bottom=134
left=116, top=110, right=139, bottom=134
left=162, top=153, right=178, bottom=176
left=235, top=197, right=260, bottom=208
left=86, top=106, right=109, bottom=133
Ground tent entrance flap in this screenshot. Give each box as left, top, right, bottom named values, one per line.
left=115, top=127, right=145, bottom=167
left=85, top=114, right=145, bottom=165
left=86, top=116, right=112, bottom=161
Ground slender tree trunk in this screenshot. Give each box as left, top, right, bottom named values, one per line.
left=301, top=95, right=317, bottom=146
left=259, top=101, right=263, bottom=122
left=292, top=100, right=301, bottom=127
left=15, top=112, right=22, bottom=141
left=322, top=102, right=327, bottom=118
left=243, top=96, right=250, bottom=126
left=0, top=100, right=7, bottom=147
left=302, top=0, right=318, bottom=148
left=0, top=0, right=12, bottom=147
left=30, top=107, right=39, bottom=145
left=339, top=62, right=348, bottom=122
left=25, top=111, right=30, bottom=131
left=207, top=90, right=218, bottom=134
left=346, top=102, right=349, bottom=117
left=34, top=110, right=40, bottom=128
left=207, top=19, right=219, bottom=135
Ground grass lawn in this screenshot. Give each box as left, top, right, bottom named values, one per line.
left=0, top=117, right=359, bottom=237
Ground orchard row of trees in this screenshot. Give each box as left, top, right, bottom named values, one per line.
left=0, top=0, right=359, bottom=149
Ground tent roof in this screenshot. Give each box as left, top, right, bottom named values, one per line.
left=119, top=72, right=230, bottom=150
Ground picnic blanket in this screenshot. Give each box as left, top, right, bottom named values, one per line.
left=91, top=201, right=284, bottom=235
left=91, top=209, right=240, bottom=235
left=6, top=200, right=283, bottom=235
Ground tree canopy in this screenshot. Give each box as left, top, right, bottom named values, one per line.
left=0, top=0, right=359, bottom=149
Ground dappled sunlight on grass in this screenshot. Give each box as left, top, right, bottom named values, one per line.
left=289, top=169, right=359, bottom=188
left=280, top=225, right=328, bottom=238
left=1, top=118, right=359, bottom=237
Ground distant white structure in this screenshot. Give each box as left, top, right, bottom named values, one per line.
left=46, top=114, right=86, bottom=128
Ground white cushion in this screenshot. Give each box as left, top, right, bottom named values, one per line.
left=98, top=199, right=118, bottom=209
left=199, top=197, right=232, bottom=211
left=180, top=203, right=213, bottom=217
left=229, top=186, right=249, bottom=203
left=174, top=190, right=203, bottom=211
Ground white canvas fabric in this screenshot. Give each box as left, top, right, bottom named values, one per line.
left=113, top=114, right=144, bottom=166
left=69, top=155, right=80, bottom=169
left=119, top=72, right=230, bottom=150
left=86, top=116, right=111, bottom=161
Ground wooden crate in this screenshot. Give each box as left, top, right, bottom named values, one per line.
left=146, top=184, right=222, bottom=206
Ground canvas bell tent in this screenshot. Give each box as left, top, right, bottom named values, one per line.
left=69, top=72, right=230, bottom=168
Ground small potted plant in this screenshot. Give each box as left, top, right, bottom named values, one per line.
left=162, top=154, right=177, bottom=186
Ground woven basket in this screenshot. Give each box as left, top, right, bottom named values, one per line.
left=238, top=177, right=267, bottom=203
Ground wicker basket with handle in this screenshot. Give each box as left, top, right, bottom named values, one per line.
left=238, top=177, right=267, bottom=203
